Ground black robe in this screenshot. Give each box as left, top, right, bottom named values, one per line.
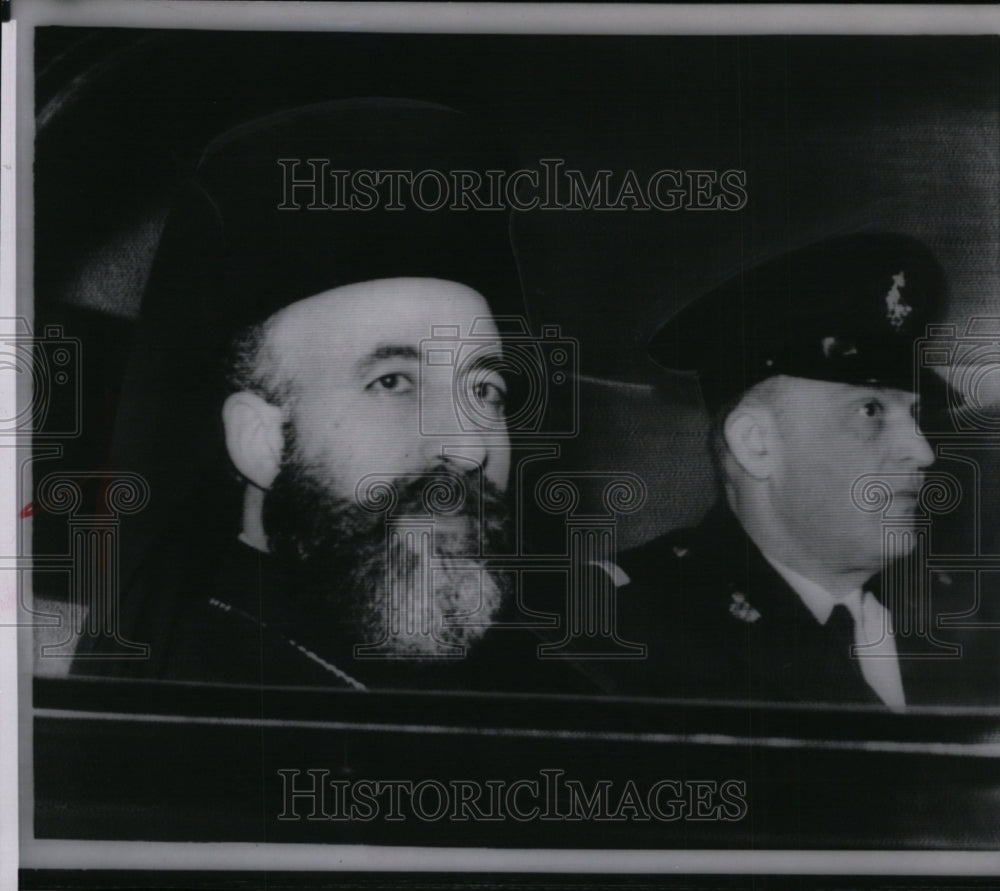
left=151, top=539, right=601, bottom=694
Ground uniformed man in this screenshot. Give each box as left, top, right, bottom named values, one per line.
left=613, top=233, right=956, bottom=709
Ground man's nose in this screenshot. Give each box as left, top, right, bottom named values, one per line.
left=426, top=435, right=492, bottom=475
left=895, top=418, right=935, bottom=468
left=418, top=397, right=492, bottom=470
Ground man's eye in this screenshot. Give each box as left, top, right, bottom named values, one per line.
left=472, top=379, right=507, bottom=415
left=367, top=373, right=414, bottom=394
left=859, top=400, right=884, bottom=419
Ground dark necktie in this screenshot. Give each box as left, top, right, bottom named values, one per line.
left=826, top=603, right=860, bottom=671
left=826, top=601, right=905, bottom=709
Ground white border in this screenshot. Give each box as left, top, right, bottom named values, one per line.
left=8, top=0, right=1000, bottom=881
left=1, top=13, right=20, bottom=891
left=13, top=1, right=1000, bottom=34
left=20, top=841, right=1000, bottom=874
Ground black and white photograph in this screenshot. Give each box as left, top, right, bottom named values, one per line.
left=5, top=2, right=1000, bottom=889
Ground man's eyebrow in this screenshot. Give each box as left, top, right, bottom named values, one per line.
left=461, top=350, right=504, bottom=371
left=457, top=350, right=508, bottom=385
left=845, top=386, right=922, bottom=413
left=356, top=343, right=420, bottom=371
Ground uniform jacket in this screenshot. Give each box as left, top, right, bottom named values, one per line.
left=602, top=503, right=937, bottom=707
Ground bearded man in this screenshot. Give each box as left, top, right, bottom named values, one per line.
left=171, top=276, right=516, bottom=687
left=73, top=100, right=567, bottom=692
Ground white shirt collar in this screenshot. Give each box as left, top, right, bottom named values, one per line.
left=237, top=531, right=268, bottom=554
left=762, top=554, right=861, bottom=625
left=762, top=554, right=905, bottom=709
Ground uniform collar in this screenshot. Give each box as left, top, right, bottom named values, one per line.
left=697, top=503, right=872, bottom=628
left=762, top=554, right=862, bottom=625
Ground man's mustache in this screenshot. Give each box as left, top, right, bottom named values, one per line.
left=263, top=460, right=510, bottom=568
left=354, top=465, right=508, bottom=527
left=260, top=456, right=512, bottom=656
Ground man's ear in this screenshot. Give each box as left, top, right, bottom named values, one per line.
left=723, top=404, right=778, bottom=480
left=222, top=392, right=285, bottom=490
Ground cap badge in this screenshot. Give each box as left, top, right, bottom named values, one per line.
left=729, top=591, right=762, bottom=624
left=822, top=336, right=858, bottom=359
left=885, top=271, right=912, bottom=330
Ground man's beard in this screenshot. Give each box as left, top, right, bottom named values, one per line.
left=262, top=442, right=512, bottom=659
